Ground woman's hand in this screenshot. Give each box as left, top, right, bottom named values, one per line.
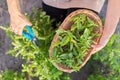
left=7, top=0, right=32, bottom=35
left=91, top=31, right=110, bottom=54
left=91, top=0, right=120, bottom=54
left=10, top=12, right=32, bottom=35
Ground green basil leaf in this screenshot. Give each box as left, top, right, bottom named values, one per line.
left=61, top=36, right=70, bottom=46
left=53, top=40, right=61, bottom=48
left=83, top=28, right=90, bottom=38
left=59, top=54, right=68, bottom=59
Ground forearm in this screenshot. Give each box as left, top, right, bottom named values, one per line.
left=7, top=0, right=21, bottom=14
left=102, top=0, right=120, bottom=39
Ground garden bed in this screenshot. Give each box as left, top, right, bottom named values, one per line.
left=1, top=0, right=120, bottom=80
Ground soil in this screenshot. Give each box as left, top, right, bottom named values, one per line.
left=0, top=0, right=120, bottom=80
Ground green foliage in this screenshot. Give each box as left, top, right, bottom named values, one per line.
left=52, top=13, right=99, bottom=70
left=0, top=9, right=70, bottom=80
left=88, top=74, right=106, bottom=80
left=1, top=8, right=119, bottom=80
left=93, top=33, right=120, bottom=72
left=0, top=70, right=26, bottom=80
left=87, top=32, right=120, bottom=80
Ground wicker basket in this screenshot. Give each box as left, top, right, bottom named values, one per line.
left=49, top=9, right=103, bottom=73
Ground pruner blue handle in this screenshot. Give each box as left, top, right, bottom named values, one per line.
left=22, top=25, right=35, bottom=40
left=22, top=25, right=39, bottom=46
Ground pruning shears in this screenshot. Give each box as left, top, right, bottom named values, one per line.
left=22, top=25, right=39, bottom=46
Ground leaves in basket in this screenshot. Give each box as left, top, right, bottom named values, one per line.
left=51, top=13, right=100, bottom=70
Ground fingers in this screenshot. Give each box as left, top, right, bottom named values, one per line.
left=91, top=44, right=96, bottom=49
left=90, top=42, right=100, bottom=54
left=10, top=24, right=22, bottom=35
left=91, top=47, right=98, bottom=54
left=91, top=39, right=108, bottom=54
left=90, top=43, right=99, bottom=54
left=91, top=44, right=105, bottom=54
left=10, top=13, right=32, bottom=35
left=11, top=22, right=27, bottom=35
